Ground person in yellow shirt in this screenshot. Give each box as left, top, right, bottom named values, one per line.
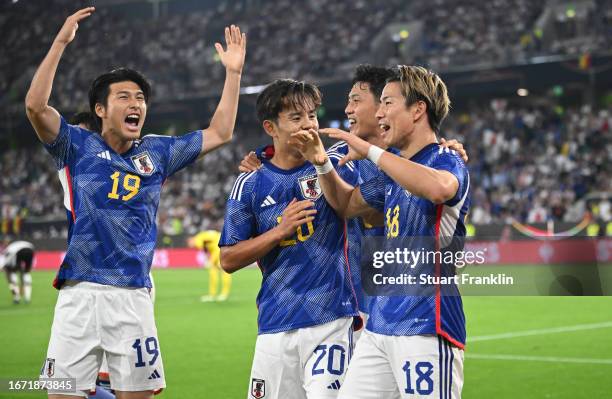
left=189, top=230, right=231, bottom=302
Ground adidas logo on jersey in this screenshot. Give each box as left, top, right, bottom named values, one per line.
left=148, top=369, right=161, bottom=380
left=327, top=379, right=341, bottom=390
left=260, top=195, right=277, bottom=207
left=96, top=151, right=111, bottom=161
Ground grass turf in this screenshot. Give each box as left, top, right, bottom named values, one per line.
left=0, top=268, right=611, bottom=398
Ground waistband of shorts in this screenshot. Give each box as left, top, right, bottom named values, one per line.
left=63, top=280, right=145, bottom=292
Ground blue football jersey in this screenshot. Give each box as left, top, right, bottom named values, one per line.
left=219, top=159, right=359, bottom=334
left=360, top=143, right=470, bottom=348
left=328, top=141, right=385, bottom=314
left=44, top=116, right=202, bottom=289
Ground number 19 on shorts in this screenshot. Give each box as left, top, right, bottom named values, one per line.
left=132, top=337, right=159, bottom=367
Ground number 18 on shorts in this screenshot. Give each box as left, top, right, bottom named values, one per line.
left=338, top=332, right=464, bottom=399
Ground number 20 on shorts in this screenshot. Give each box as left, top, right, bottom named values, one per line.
left=312, top=345, right=346, bottom=376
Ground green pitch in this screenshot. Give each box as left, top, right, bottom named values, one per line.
left=0, top=269, right=611, bottom=398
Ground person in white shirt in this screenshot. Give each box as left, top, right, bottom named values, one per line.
left=1, top=240, right=35, bottom=304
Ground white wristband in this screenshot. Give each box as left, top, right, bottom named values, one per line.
left=367, top=145, right=385, bottom=165
left=314, top=158, right=334, bottom=175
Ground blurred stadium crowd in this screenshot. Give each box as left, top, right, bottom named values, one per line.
left=444, top=102, right=611, bottom=225
left=1, top=0, right=611, bottom=109
left=1, top=0, right=611, bottom=239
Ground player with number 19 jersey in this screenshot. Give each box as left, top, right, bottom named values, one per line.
left=220, top=158, right=360, bottom=334
left=45, top=116, right=202, bottom=289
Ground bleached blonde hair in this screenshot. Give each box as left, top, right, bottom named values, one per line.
left=390, top=65, right=450, bottom=133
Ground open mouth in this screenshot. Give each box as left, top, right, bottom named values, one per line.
left=379, top=123, right=390, bottom=132
left=125, top=114, right=140, bottom=130
left=348, top=118, right=357, bottom=127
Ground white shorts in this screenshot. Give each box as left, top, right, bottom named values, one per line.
left=98, top=272, right=156, bottom=375
left=338, top=331, right=463, bottom=399
left=248, top=317, right=355, bottom=399
left=40, top=281, right=165, bottom=397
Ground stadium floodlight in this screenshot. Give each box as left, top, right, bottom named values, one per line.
left=517, top=88, right=529, bottom=97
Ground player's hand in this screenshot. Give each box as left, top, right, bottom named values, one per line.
left=215, top=25, right=247, bottom=74
left=53, top=7, right=95, bottom=46
left=275, top=199, right=317, bottom=240
left=319, top=128, right=370, bottom=166
left=289, top=129, right=328, bottom=166
left=238, top=151, right=262, bottom=173
left=440, top=138, right=469, bottom=163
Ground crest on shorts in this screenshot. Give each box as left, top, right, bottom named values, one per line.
left=43, top=358, right=55, bottom=377
left=298, top=175, right=322, bottom=200
left=131, top=152, right=155, bottom=175
left=251, top=378, right=266, bottom=398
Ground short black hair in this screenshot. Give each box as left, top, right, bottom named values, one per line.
left=351, top=64, right=395, bottom=103
left=69, top=111, right=98, bottom=131
left=256, top=79, right=322, bottom=124
left=88, top=68, right=151, bottom=130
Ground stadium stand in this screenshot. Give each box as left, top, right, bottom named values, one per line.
left=443, top=102, right=611, bottom=225
left=1, top=0, right=611, bottom=111
left=0, top=0, right=610, bottom=240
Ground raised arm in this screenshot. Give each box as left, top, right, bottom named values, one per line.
left=200, top=25, right=247, bottom=157
left=25, top=7, right=95, bottom=144
left=220, top=199, right=316, bottom=273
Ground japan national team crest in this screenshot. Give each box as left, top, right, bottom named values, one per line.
left=41, top=358, right=55, bottom=377
left=131, top=152, right=155, bottom=175
left=298, top=174, right=322, bottom=200
left=251, top=378, right=266, bottom=398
